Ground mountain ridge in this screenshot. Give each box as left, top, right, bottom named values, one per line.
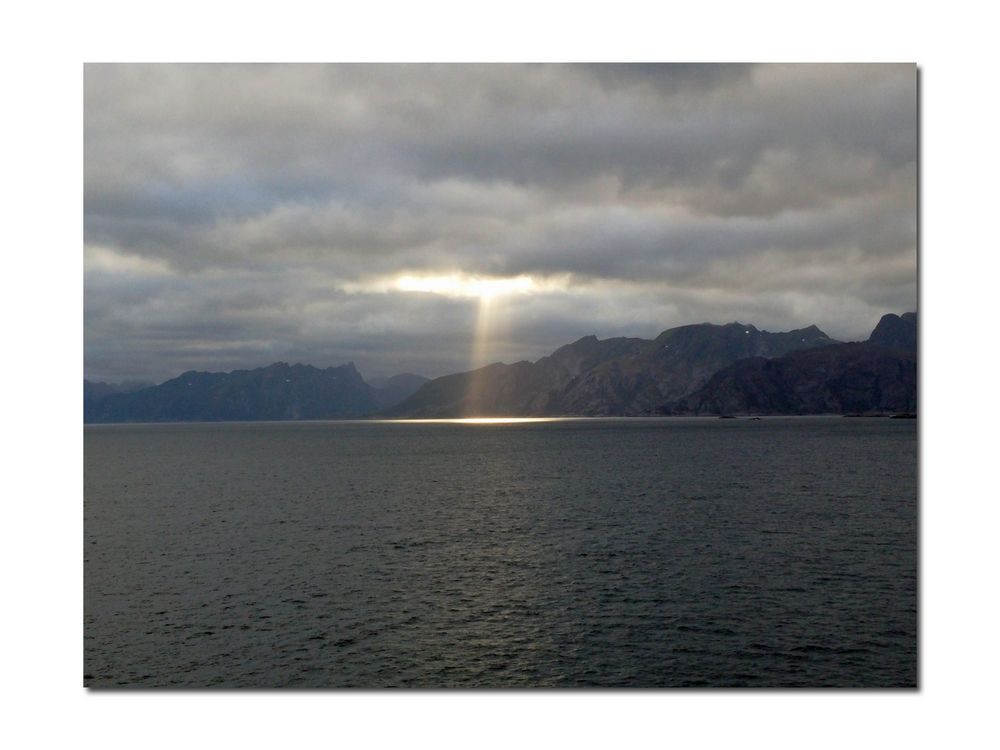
left=83, top=313, right=916, bottom=422
left=385, top=321, right=840, bottom=417
left=662, top=312, right=917, bottom=415
left=85, top=363, right=428, bottom=423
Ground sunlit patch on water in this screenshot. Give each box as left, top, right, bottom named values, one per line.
left=378, top=417, right=562, bottom=424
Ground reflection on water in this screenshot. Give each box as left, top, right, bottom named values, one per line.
left=380, top=417, right=563, bottom=424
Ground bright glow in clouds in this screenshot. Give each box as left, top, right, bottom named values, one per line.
left=85, top=244, right=173, bottom=276
left=396, top=273, right=537, bottom=299
left=343, top=271, right=565, bottom=414
left=391, top=272, right=551, bottom=415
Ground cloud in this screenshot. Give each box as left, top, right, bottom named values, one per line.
left=84, top=64, right=917, bottom=383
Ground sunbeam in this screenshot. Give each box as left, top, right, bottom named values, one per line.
left=389, top=271, right=545, bottom=418
left=466, top=296, right=494, bottom=416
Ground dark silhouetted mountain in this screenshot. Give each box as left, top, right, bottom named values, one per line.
left=662, top=342, right=917, bottom=416
left=371, top=373, right=430, bottom=409
left=868, top=312, right=917, bottom=352
left=385, top=322, right=839, bottom=417
left=554, top=323, right=838, bottom=415
left=86, top=362, right=378, bottom=423
left=662, top=313, right=918, bottom=415
left=84, top=380, right=155, bottom=421
left=84, top=380, right=155, bottom=398
left=381, top=334, right=649, bottom=417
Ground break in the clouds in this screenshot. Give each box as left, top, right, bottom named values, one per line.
left=84, top=63, right=917, bottom=383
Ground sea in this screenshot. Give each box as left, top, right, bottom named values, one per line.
left=84, top=416, right=917, bottom=688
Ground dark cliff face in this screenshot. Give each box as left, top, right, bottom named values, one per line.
left=662, top=342, right=917, bottom=416
left=553, top=323, right=838, bottom=415
left=662, top=313, right=918, bottom=416
left=868, top=312, right=917, bottom=352
left=86, top=362, right=380, bottom=423
left=386, top=322, right=839, bottom=417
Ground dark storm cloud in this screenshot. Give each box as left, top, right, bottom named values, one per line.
left=581, top=63, right=756, bottom=95
left=84, top=64, right=916, bottom=383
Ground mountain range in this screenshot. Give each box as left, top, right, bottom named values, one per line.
left=84, top=364, right=428, bottom=423
left=663, top=313, right=917, bottom=416
left=384, top=322, right=839, bottom=417
left=83, top=312, right=916, bottom=422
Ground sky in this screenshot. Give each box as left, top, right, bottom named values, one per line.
left=84, top=63, right=917, bottom=383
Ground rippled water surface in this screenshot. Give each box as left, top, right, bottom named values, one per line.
left=84, top=417, right=917, bottom=687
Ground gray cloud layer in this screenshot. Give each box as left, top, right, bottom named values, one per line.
left=84, top=63, right=916, bottom=382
